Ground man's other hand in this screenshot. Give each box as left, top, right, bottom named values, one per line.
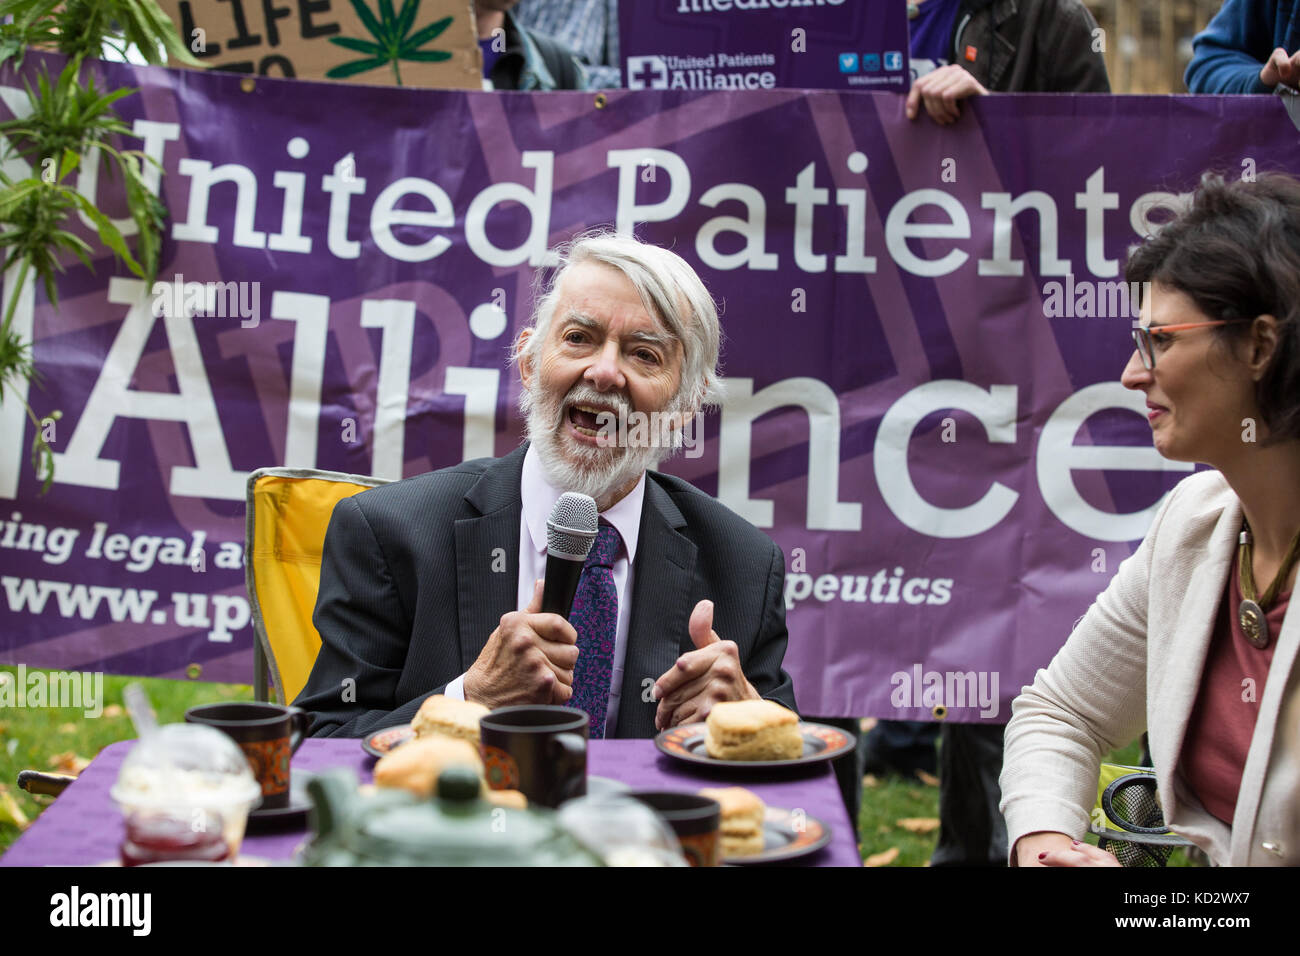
left=652, top=599, right=759, bottom=731
left=464, top=579, right=579, bottom=709
left=906, top=64, right=989, bottom=124
left=1260, top=47, right=1300, bottom=89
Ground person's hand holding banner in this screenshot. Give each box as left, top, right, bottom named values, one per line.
left=906, top=63, right=989, bottom=125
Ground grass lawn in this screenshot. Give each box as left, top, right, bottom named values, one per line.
left=0, top=666, right=253, bottom=854
left=856, top=730, right=1202, bottom=866
left=1, top=667, right=1201, bottom=865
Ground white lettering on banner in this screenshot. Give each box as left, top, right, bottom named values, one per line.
left=51, top=278, right=246, bottom=500
left=1076, top=167, right=1120, bottom=277
left=12, top=273, right=1176, bottom=539
left=1, top=516, right=248, bottom=641
left=272, top=292, right=331, bottom=468
left=717, top=377, right=861, bottom=531
left=142, top=126, right=1146, bottom=283
left=884, top=188, right=971, bottom=277
left=173, top=158, right=267, bottom=247
left=786, top=162, right=829, bottom=273
left=979, top=191, right=1071, bottom=277
left=875, top=381, right=1019, bottom=539
left=783, top=567, right=953, bottom=610
left=130, top=120, right=181, bottom=198
left=608, top=148, right=691, bottom=234
left=1130, top=190, right=1192, bottom=238
left=465, top=151, right=559, bottom=268
left=444, top=367, right=501, bottom=462
left=695, top=182, right=779, bottom=271
left=360, top=299, right=416, bottom=479
left=369, top=176, right=455, bottom=262
left=323, top=155, right=366, bottom=259
left=2, top=574, right=248, bottom=643
left=834, top=154, right=877, bottom=274
left=1038, top=383, right=1193, bottom=540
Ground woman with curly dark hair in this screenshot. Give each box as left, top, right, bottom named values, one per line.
left=1000, top=172, right=1300, bottom=866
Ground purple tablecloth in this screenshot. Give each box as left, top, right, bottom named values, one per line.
left=2, top=739, right=860, bottom=866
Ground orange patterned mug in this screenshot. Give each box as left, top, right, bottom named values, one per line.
left=185, top=703, right=309, bottom=810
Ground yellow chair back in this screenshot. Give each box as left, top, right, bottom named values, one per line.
left=244, top=467, right=390, bottom=703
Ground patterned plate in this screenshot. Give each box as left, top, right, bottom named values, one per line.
left=654, top=721, right=853, bottom=769
left=724, top=807, right=831, bottom=865
left=362, top=725, right=415, bottom=758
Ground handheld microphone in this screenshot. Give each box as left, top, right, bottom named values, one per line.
left=542, top=492, right=599, bottom=618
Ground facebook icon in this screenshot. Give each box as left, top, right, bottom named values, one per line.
left=883, top=51, right=903, bottom=71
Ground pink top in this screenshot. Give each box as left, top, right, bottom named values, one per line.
left=1180, top=551, right=1286, bottom=826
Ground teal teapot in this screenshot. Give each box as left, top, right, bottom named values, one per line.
left=300, top=766, right=604, bottom=866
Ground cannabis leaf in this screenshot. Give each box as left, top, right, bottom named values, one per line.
left=327, top=0, right=453, bottom=86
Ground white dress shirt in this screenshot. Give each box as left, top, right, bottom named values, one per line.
left=444, top=445, right=645, bottom=736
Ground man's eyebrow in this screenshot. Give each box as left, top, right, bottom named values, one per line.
left=558, top=311, right=676, bottom=349
left=559, top=311, right=599, bottom=331
left=626, top=329, right=674, bottom=350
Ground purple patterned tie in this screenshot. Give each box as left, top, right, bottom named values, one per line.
left=567, top=521, right=621, bottom=738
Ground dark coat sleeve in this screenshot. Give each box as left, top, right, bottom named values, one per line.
left=751, top=539, right=798, bottom=714
left=292, top=494, right=446, bottom=737
left=1040, top=1, right=1111, bottom=93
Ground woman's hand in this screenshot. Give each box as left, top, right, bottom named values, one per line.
left=1015, top=831, right=1120, bottom=867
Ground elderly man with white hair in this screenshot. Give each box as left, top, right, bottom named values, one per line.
left=296, top=231, right=798, bottom=739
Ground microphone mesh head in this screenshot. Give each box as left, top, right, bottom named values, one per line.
left=547, top=492, right=599, bottom=557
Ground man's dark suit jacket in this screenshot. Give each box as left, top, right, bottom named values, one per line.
left=294, top=443, right=798, bottom=738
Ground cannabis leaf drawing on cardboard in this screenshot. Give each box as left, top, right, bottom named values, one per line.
left=327, top=0, right=453, bottom=86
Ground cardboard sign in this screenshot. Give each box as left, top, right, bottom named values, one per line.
left=159, top=0, right=481, bottom=89
left=619, top=0, right=910, bottom=92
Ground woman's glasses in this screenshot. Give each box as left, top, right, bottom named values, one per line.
left=1130, top=319, right=1251, bottom=369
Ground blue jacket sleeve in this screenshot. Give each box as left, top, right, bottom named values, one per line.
left=1185, top=0, right=1285, bottom=94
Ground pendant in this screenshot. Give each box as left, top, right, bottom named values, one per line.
left=908, top=3, right=919, bottom=18
left=1238, top=598, right=1270, bottom=649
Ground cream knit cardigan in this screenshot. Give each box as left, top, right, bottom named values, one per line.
left=1000, top=470, right=1300, bottom=866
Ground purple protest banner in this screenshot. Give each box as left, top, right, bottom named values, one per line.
left=618, top=0, right=910, bottom=92
left=1, top=51, right=1296, bottom=720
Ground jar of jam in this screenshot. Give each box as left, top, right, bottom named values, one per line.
left=120, top=812, right=230, bottom=866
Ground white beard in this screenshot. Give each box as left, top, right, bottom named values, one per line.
left=522, top=380, right=673, bottom=508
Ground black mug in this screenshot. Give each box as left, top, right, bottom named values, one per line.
left=185, top=702, right=309, bottom=810
left=479, top=706, right=588, bottom=808
left=626, top=791, right=722, bottom=867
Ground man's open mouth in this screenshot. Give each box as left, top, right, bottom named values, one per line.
left=567, top=403, right=617, bottom=437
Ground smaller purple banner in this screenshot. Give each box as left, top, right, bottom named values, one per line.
left=618, top=0, right=909, bottom=92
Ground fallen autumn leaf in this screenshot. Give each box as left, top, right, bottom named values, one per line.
left=897, top=817, right=941, bottom=834
left=864, top=847, right=900, bottom=867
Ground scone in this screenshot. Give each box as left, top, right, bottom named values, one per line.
left=700, top=786, right=766, bottom=857
left=373, top=736, right=485, bottom=798
left=704, top=700, right=802, bottom=761
left=410, top=694, right=490, bottom=744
